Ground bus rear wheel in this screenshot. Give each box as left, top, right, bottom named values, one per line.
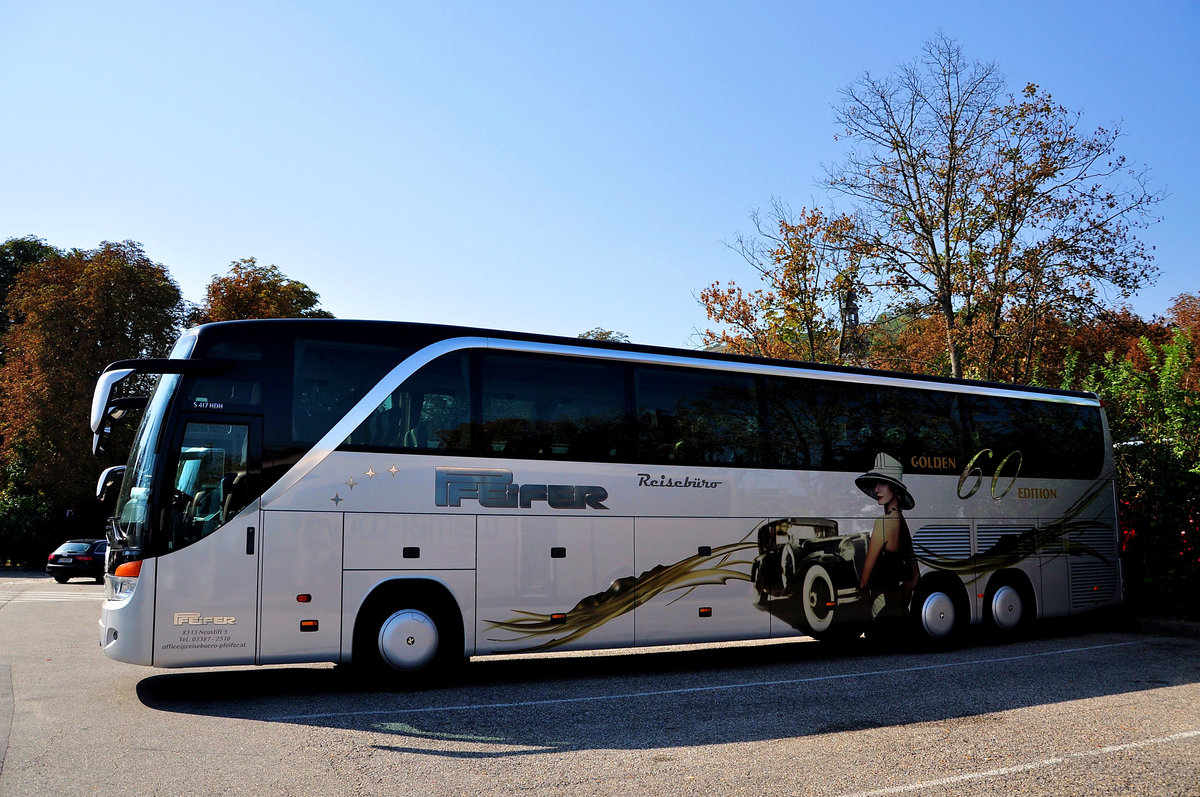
left=912, top=582, right=964, bottom=644
left=985, top=578, right=1032, bottom=637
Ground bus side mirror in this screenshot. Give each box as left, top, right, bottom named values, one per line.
left=91, top=397, right=148, bottom=456
left=96, top=466, right=125, bottom=515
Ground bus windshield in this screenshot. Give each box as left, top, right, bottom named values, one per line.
left=111, top=371, right=180, bottom=550
left=108, top=332, right=198, bottom=551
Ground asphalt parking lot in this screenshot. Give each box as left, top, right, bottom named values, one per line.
left=2, top=572, right=1198, bottom=796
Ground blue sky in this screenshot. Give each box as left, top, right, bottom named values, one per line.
left=2, top=1, right=1196, bottom=348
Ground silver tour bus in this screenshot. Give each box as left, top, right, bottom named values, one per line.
left=90, top=320, right=1120, bottom=679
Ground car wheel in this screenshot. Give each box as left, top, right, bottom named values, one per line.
left=53, top=575, right=68, bottom=584
left=801, top=563, right=838, bottom=634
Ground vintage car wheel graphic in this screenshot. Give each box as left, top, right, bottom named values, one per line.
left=780, top=545, right=798, bottom=592
left=801, top=563, right=837, bottom=633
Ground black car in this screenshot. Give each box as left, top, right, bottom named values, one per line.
left=46, top=539, right=107, bottom=583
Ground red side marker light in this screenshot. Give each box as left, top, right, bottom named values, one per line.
left=699, top=607, right=712, bottom=617
left=550, top=613, right=567, bottom=625
left=300, top=620, right=319, bottom=632
left=297, top=594, right=312, bottom=603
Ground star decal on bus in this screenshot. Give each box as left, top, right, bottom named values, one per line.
left=330, top=493, right=343, bottom=506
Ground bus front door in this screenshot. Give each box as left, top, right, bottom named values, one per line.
left=152, top=416, right=262, bottom=667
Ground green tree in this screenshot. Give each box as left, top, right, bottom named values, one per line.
left=0, top=241, right=183, bottom=564
left=577, top=328, right=630, bottom=343
left=1071, top=328, right=1200, bottom=619
left=187, top=258, right=334, bottom=324
left=826, top=34, right=1161, bottom=380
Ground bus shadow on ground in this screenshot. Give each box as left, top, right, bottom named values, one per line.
left=135, top=615, right=1200, bottom=758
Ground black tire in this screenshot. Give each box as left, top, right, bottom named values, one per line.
left=53, top=575, right=68, bottom=584
left=911, top=580, right=966, bottom=644
left=985, top=577, right=1033, bottom=637
left=353, top=590, right=463, bottom=688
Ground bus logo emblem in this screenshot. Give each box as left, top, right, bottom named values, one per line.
left=435, top=467, right=609, bottom=510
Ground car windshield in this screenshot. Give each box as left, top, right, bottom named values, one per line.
left=54, top=542, right=92, bottom=555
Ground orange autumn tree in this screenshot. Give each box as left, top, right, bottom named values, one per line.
left=700, top=202, right=865, bottom=363
left=0, top=241, right=183, bottom=563
left=187, top=257, right=334, bottom=324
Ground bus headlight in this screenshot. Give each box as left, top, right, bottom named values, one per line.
left=105, top=560, right=142, bottom=601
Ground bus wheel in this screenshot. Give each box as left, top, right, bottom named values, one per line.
left=914, top=584, right=961, bottom=642
left=354, top=590, right=461, bottom=686
left=986, top=580, right=1030, bottom=635
left=377, top=609, right=440, bottom=672
left=802, top=563, right=838, bottom=634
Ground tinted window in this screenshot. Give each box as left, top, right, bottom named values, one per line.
left=966, top=396, right=1103, bottom=479
left=874, top=386, right=963, bottom=475
left=345, top=351, right=473, bottom=454
left=762, top=378, right=963, bottom=474
left=292, top=339, right=410, bottom=444
left=480, top=353, right=628, bottom=461
left=761, top=376, right=824, bottom=468
left=635, top=367, right=758, bottom=466
left=183, top=341, right=264, bottom=411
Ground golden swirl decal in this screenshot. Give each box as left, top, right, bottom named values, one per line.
left=916, top=479, right=1113, bottom=581
left=484, top=540, right=757, bottom=650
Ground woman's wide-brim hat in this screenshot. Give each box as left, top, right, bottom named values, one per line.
left=855, top=452, right=915, bottom=510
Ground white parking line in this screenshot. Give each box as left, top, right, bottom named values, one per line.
left=833, top=729, right=1200, bottom=797
left=268, top=640, right=1141, bottom=722
left=0, top=590, right=102, bottom=603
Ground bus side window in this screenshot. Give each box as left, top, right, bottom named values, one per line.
left=635, top=367, right=758, bottom=467
left=168, top=422, right=251, bottom=547
left=479, top=353, right=627, bottom=461
left=343, top=351, right=472, bottom=454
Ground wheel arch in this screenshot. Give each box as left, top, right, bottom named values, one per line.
left=350, top=577, right=466, bottom=665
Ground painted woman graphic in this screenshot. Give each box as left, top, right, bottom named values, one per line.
left=855, top=453, right=920, bottom=617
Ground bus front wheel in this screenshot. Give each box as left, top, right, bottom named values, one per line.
left=354, top=588, right=462, bottom=685
left=377, top=609, right=440, bottom=672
